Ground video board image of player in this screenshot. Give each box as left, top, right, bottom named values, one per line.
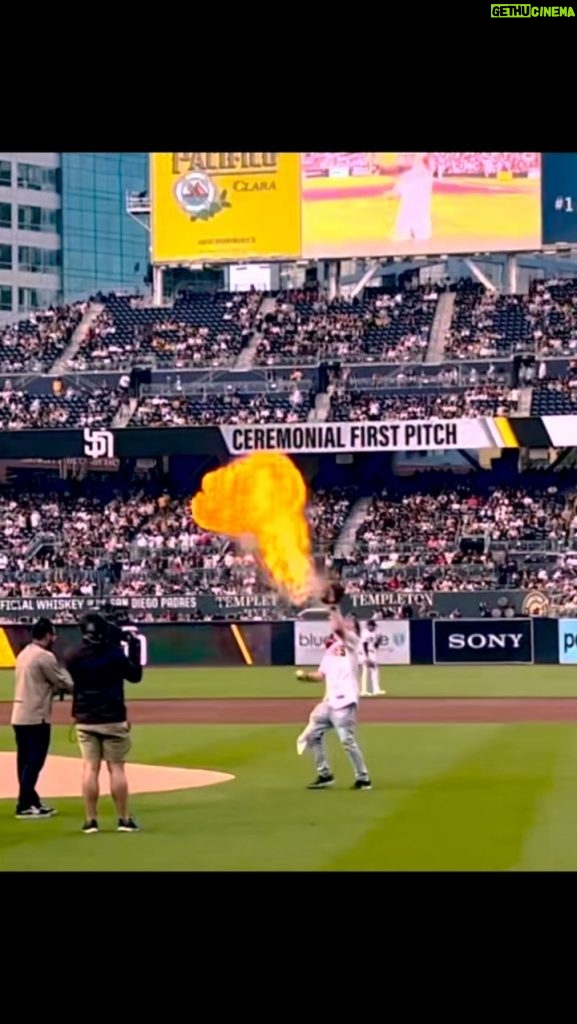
left=301, top=152, right=541, bottom=259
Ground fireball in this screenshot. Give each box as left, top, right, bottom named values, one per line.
left=191, top=452, right=318, bottom=605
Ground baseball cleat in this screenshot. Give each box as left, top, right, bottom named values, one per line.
left=82, top=819, right=99, bottom=834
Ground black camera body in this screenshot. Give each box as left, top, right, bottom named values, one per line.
left=80, top=605, right=148, bottom=667
left=100, top=604, right=131, bottom=646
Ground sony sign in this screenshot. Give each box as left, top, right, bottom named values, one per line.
left=434, top=619, right=533, bottom=665
left=448, top=633, right=525, bottom=650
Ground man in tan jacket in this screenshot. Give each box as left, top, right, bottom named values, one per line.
left=11, top=618, right=73, bottom=819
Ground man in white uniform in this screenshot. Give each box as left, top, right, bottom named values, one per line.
left=360, top=619, right=385, bottom=697
left=295, top=609, right=372, bottom=790
left=393, top=153, right=434, bottom=242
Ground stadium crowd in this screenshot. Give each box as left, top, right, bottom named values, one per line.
left=430, top=152, right=539, bottom=176
left=67, top=291, right=263, bottom=372
left=255, top=286, right=440, bottom=365
left=338, top=483, right=574, bottom=600
left=352, top=486, right=570, bottom=558
left=3, top=268, right=577, bottom=618
left=329, top=384, right=520, bottom=421
left=3, top=277, right=577, bottom=381
left=0, top=380, right=127, bottom=430
left=446, top=278, right=577, bottom=361
left=531, top=363, right=577, bottom=415
left=132, top=385, right=312, bottom=427
left=0, top=479, right=575, bottom=620
left=0, top=304, right=85, bottom=373
left=301, top=153, right=539, bottom=177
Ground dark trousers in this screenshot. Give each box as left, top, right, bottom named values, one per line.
left=13, top=724, right=51, bottom=811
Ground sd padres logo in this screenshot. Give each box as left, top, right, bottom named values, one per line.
left=174, top=172, right=231, bottom=223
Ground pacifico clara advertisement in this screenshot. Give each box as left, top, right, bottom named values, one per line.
left=150, top=152, right=302, bottom=263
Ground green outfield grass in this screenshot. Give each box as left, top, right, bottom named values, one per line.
left=2, top=722, right=577, bottom=870
left=3, top=665, right=577, bottom=871
left=2, top=664, right=577, bottom=702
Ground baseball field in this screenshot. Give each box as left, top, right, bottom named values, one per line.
left=2, top=664, right=577, bottom=872
left=301, top=174, right=541, bottom=258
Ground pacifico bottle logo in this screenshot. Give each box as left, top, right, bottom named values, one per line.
left=174, top=172, right=231, bottom=222
left=172, top=152, right=278, bottom=223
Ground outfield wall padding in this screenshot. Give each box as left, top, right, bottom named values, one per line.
left=2, top=623, right=274, bottom=668
left=0, top=619, right=570, bottom=672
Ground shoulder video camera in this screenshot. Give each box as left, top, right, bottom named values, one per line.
left=83, top=606, right=148, bottom=667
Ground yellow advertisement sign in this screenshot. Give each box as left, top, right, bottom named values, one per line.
left=151, top=152, right=302, bottom=264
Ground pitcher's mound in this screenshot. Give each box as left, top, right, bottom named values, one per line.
left=0, top=752, right=234, bottom=799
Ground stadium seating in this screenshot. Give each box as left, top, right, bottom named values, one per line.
left=3, top=267, right=577, bottom=616
left=329, top=385, right=520, bottom=421
left=530, top=374, right=577, bottom=414
left=0, top=304, right=84, bottom=373
left=255, top=287, right=440, bottom=365
left=0, top=383, right=127, bottom=429
left=0, top=478, right=574, bottom=613
left=340, top=483, right=573, bottom=598
left=0, top=485, right=353, bottom=605
left=67, top=292, right=262, bottom=371
left=446, top=281, right=532, bottom=359
left=132, top=386, right=313, bottom=427
left=447, top=278, right=577, bottom=361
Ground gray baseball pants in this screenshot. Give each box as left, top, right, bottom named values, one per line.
left=301, top=700, right=370, bottom=781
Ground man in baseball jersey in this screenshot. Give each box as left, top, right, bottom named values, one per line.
left=360, top=620, right=385, bottom=697
left=295, top=607, right=371, bottom=790
left=392, top=153, right=434, bottom=242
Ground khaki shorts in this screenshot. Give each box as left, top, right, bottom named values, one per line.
left=76, top=722, right=132, bottom=764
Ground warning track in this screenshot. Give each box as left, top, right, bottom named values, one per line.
left=3, top=698, right=577, bottom=726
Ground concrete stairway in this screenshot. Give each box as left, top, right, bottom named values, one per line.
left=518, top=387, right=533, bottom=415
left=425, top=292, right=455, bottom=364
left=112, top=396, right=138, bottom=427
left=235, top=333, right=262, bottom=370
left=50, top=302, right=104, bottom=374
left=310, top=392, right=330, bottom=421
left=234, top=295, right=276, bottom=369
left=334, top=496, right=372, bottom=559
left=259, top=296, right=277, bottom=318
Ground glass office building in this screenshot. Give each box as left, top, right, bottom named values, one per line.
left=0, top=152, right=63, bottom=318
left=60, top=152, right=149, bottom=301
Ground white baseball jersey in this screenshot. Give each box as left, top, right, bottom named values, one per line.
left=396, top=164, right=433, bottom=218
left=319, top=631, right=361, bottom=710
left=361, top=628, right=379, bottom=663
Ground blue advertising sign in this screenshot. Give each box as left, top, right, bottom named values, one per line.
left=558, top=620, right=577, bottom=664
left=433, top=619, right=534, bottom=665
left=541, top=153, right=577, bottom=245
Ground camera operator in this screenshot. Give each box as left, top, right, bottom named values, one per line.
left=64, top=612, right=144, bottom=835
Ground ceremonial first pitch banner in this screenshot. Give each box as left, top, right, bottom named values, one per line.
left=150, top=153, right=302, bottom=263
left=219, top=418, right=519, bottom=455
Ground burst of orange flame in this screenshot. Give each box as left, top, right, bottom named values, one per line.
left=191, top=452, right=317, bottom=605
